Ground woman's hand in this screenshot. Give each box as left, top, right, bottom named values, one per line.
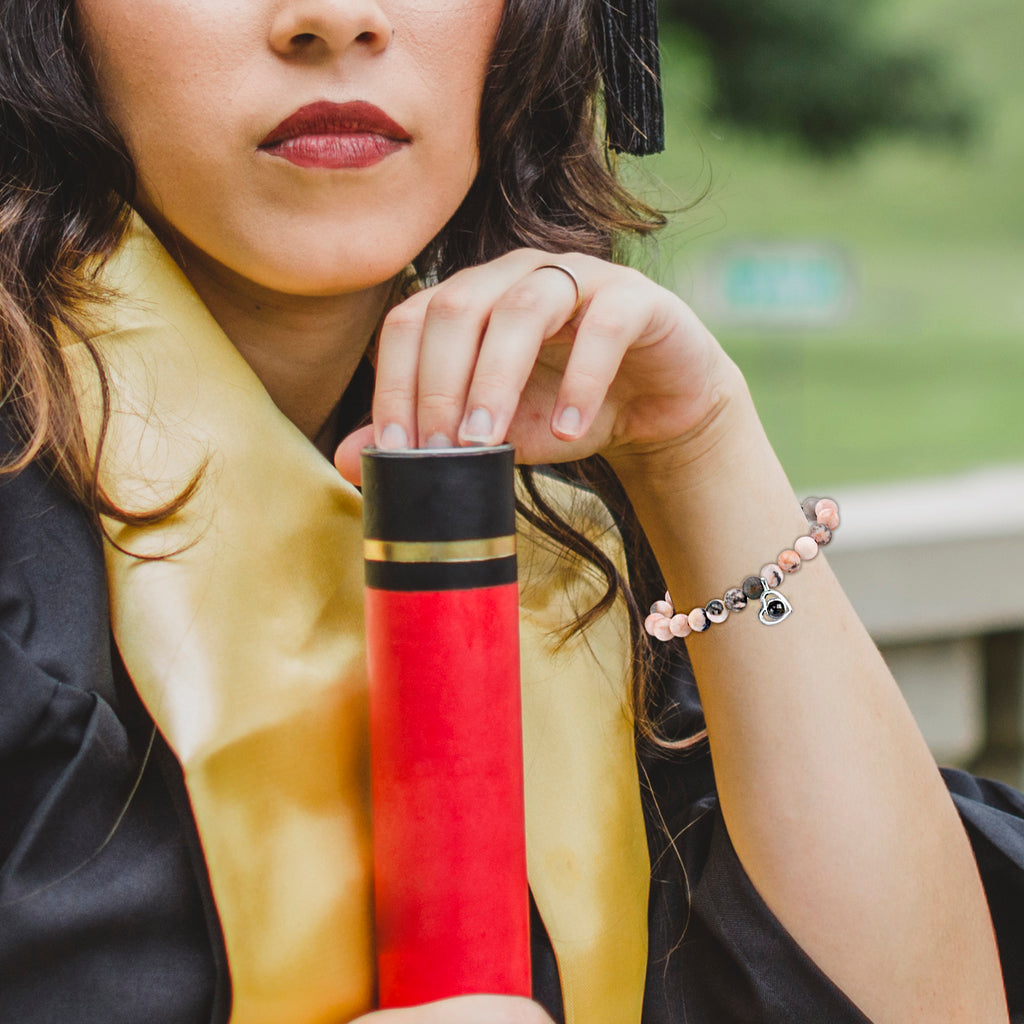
left=351, top=996, right=554, bottom=1024
left=334, top=249, right=743, bottom=479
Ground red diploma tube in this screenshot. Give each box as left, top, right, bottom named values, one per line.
left=362, top=445, right=531, bottom=1007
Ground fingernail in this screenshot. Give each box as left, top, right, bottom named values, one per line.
left=460, top=407, right=493, bottom=444
left=425, top=432, right=453, bottom=449
left=378, top=423, right=409, bottom=450
left=554, top=406, right=581, bottom=437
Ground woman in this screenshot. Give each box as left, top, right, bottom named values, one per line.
left=0, top=0, right=1021, bottom=1022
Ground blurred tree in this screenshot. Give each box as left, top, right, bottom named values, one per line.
left=661, top=0, right=975, bottom=154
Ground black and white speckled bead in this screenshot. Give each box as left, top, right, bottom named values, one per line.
left=809, top=521, right=833, bottom=546
left=724, top=587, right=747, bottom=611
left=705, top=599, right=729, bottom=624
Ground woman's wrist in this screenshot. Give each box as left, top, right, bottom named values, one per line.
left=604, top=356, right=758, bottom=504
left=604, top=357, right=815, bottom=621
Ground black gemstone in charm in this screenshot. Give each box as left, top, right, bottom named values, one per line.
left=741, top=575, right=765, bottom=600
left=758, top=588, right=793, bottom=626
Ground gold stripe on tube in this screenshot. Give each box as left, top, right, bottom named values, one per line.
left=364, top=536, right=516, bottom=564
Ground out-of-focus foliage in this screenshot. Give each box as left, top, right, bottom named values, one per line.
left=660, top=0, right=975, bottom=154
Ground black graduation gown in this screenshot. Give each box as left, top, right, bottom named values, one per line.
left=3, top=424, right=1024, bottom=1023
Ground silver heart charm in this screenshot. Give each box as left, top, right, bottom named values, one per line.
left=758, top=588, right=793, bottom=625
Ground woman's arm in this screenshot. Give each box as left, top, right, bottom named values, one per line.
left=336, top=250, right=1008, bottom=1023
left=609, top=374, right=1008, bottom=1024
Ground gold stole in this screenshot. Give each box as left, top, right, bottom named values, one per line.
left=64, top=217, right=649, bottom=1024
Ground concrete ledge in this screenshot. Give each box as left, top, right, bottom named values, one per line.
left=825, top=464, right=1024, bottom=644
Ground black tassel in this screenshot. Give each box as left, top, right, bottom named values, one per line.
left=597, top=0, right=665, bottom=155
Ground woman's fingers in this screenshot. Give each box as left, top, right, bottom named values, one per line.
left=370, top=249, right=707, bottom=461
left=413, top=272, right=517, bottom=448
left=333, top=422, right=375, bottom=486
left=372, top=288, right=434, bottom=450
left=372, top=253, right=588, bottom=450
left=546, top=278, right=653, bottom=441
left=453, top=263, right=586, bottom=446
left=373, top=252, right=533, bottom=449
left=353, top=995, right=554, bottom=1024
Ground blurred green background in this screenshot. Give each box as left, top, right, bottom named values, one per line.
left=633, top=0, right=1023, bottom=492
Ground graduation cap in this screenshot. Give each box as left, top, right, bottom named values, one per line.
left=597, top=0, right=665, bottom=155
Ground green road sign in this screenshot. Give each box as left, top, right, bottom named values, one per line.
left=696, top=242, right=856, bottom=329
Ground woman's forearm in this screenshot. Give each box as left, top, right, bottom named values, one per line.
left=610, top=364, right=1008, bottom=1024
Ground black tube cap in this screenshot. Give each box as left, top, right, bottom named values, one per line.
left=361, top=445, right=516, bottom=543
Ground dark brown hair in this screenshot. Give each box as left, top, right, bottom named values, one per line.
left=0, top=0, right=698, bottom=745
left=0, top=0, right=201, bottom=525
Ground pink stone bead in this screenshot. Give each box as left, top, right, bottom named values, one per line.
left=760, top=563, right=783, bottom=588
left=646, top=614, right=673, bottom=641
left=817, top=506, right=840, bottom=531
left=814, top=497, right=838, bottom=518
left=651, top=600, right=674, bottom=617
left=778, top=549, right=801, bottom=573
left=794, top=534, right=819, bottom=560
left=688, top=607, right=710, bottom=632
left=669, top=613, right=692, bottom=638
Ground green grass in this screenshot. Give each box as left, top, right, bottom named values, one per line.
left=635, top=0, right=1024, bottom=490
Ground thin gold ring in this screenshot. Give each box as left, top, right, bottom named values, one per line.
left=536, top=263, right=584, bottom=320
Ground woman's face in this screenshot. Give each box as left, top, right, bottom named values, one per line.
left=77, top=0, right=504, bottom=296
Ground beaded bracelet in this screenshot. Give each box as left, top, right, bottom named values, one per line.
left=644, top=497, right=839, bottom=640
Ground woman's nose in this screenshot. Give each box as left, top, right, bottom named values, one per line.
left=269, top=0, right=393, bottom=59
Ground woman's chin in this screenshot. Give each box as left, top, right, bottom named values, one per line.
left=249, top=271, right=403, bottom=301
left=138, top=206, right=417, bottom=299
left=222, top=239, right=418, bottom=298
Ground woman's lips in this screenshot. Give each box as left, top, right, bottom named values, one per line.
left=259, top=100, right=410, bottom=169
left=266, top=133, right=405, bottom=169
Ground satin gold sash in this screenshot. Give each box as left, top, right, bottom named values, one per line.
left=63, top=216, right=649, bottom=1024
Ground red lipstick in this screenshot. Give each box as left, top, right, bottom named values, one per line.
left=259, top=100, right=410, bottom=169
